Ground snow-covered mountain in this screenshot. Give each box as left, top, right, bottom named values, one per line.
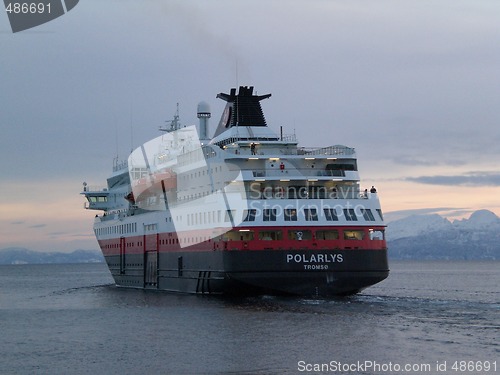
left=386, top=210, right=500, bottom=260
left=386, top=214, right=453, bottom=241
left=452, top=209, right=500, bottom=230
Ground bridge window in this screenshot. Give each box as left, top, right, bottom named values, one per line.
left=343, top=209, right=358, bottom=221
left=376, top=209, right=384, bottom=221
left=243, top=209, right=257, bottom=222
left=88, top=196, right=107, bottom=203
left=263, top=209, right=277, bottom=221
left=284, top=209, right=298, bottom=221
left=304, top=208, right=318, bottom=221
left=324, top=208, right=339, bottom=221
left=361, top=208, right=376, bottom=221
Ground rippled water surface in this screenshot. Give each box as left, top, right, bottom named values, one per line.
left=0, top=261, right=498, bottom=374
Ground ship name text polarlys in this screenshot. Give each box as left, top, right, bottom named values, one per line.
left=287, top=253, right=344, bottom=264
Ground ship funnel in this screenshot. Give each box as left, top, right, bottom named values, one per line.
left=213, top=86, right=271, bottom=138
left=197, top=101, right=211, bottom=141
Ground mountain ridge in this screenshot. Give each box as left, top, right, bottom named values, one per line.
left=386, top=209, right=500, bottom=260
left=0, top=248, right=104, bottom=265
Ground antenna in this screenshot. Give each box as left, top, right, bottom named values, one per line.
left=130, top=102, right=134, bottom=154
left=235, top=58, right=239, bottom=88
left=235, top=60, right=239, bottom=127
left=234, top=58, right=240, bottom=128
left=114, top=117, right=119, bottom=160
left=160, top=103, right=181, bottom=132
left=236, top=90, right=239, bottom=127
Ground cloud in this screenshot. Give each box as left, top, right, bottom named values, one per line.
left=405, top=171, right=500, bottom=187
left=48, top=231, right=67, bottom=236
left=10, top=221, right=24, bottom=225
left=29, top=224, right=47, bottom=229
left=393, top=156, right=466, bottom=167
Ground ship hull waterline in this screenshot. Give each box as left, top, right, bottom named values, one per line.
left=104, top=248, right=389, bottom=297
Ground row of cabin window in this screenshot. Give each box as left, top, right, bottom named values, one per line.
left=96, top=222, right=159, bottom=237
left=184, top=208, right=382, bottom=227
left=243, top=208, right=382, bottom=222
left=181, top=166, right=223, bottom=180
left=96, top=222, right=138, bottom=236
left=176, top=230, right=366, bottom=243
left=103, top=241, right=143, bottom=249
left=221, top=228, right=384, bottom=241
left=101, top=226, right=384, bottom=249
left=95, top=208, right=382, bottom=236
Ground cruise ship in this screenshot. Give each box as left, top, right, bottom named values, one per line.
left=81, top=86, right=389, bottom=296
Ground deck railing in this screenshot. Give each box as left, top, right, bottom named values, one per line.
left=82, top=186, right=108, bottom=193
left=295, top=145, right=355, bottom=156
left=250, top=168, right=348, bottom=178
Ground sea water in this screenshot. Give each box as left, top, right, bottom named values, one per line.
left=0, top=261, right=498, bottom=374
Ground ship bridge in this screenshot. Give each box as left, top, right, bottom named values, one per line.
left=81, top=184, right=110, bottom=210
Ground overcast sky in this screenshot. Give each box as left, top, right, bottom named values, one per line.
left=1, top=0, right=499, bottom=252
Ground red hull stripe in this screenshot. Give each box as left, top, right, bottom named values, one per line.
left=98, top=225, right=387, bottom=256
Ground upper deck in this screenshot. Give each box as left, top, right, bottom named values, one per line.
left=82, top=85, right=383, bottom=230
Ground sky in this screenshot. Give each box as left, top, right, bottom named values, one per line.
left=1, top=0, right=499, bottom=252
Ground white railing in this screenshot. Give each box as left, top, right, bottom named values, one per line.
left=294, top=145, right=355, bottom=156
left=82, top=186, right=108, bottom=192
